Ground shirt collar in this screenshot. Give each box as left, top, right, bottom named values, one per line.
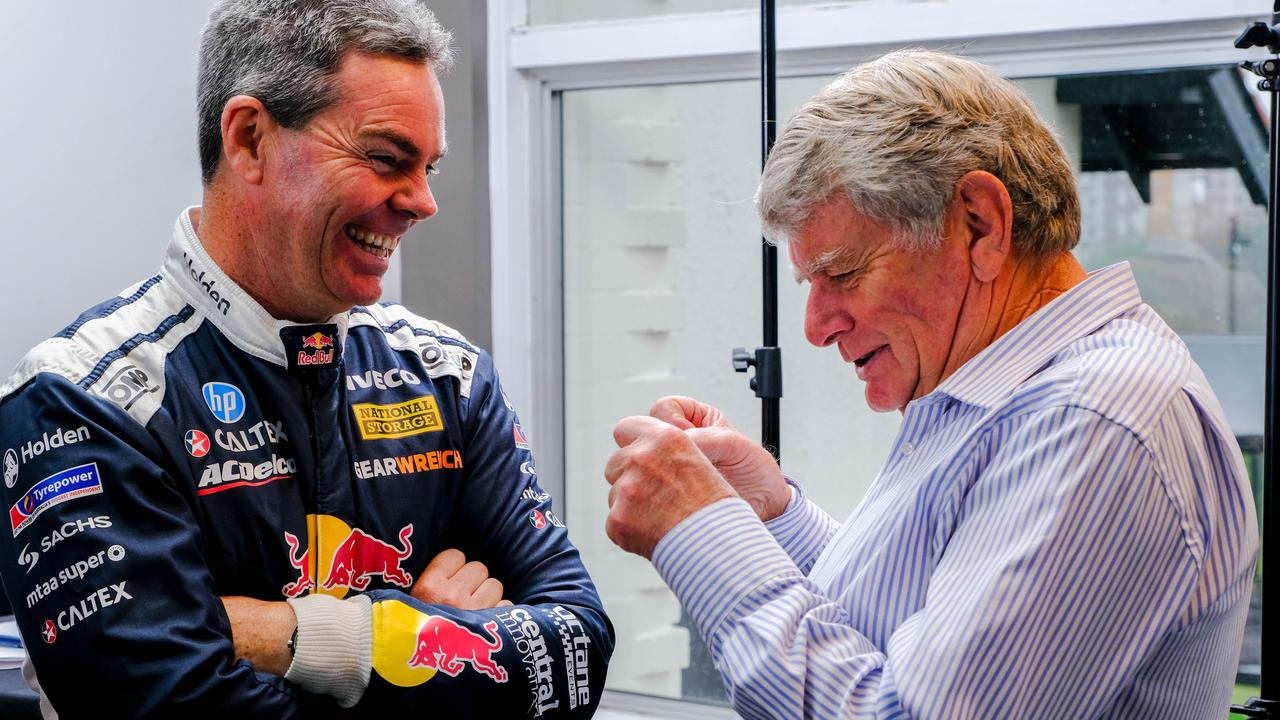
left=928, top=261, right=1143, bottom=409
left=162, top=207, right=349, bottom=367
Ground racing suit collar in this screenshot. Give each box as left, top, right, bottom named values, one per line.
left=164, top=207, right=350, bottom=368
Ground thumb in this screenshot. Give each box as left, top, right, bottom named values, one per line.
left=685, top=427, right=752, bottom=465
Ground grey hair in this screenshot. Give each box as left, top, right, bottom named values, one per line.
left=757, top=49, right=1080, bottom=259
left=197, top=0, right=454, bottom=184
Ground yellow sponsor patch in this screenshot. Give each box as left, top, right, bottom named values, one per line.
left=352, top=395, right=445, bottom=440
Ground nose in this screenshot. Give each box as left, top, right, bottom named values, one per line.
left=804, top=282, right=853, bottom=348
left=392, top=173, right=438, bottom=222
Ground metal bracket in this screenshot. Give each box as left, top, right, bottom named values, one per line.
left=1232, top=698, right=1280, bottom=718
left=732, top=346, right=782, bottom=399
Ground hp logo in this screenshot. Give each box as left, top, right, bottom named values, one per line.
left=202, top=382, right=246, bottom=424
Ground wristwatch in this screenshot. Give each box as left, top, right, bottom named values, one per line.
left=287, top=625, right=299, bottom=657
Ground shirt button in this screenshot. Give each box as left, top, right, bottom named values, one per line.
left=900, top=441, right=915, bottom=456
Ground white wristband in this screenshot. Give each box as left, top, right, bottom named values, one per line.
left=285, top=594, right=373, bottom=708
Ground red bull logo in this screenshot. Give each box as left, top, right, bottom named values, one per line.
left=324, top=525, right=414, bottom=591
left=280, top=516, right=413, bottom=598
left=282, top=532, right=312, bottom=597
left=408, top=617, right=508, bottom=682
left=297, top=332, right=336, bottom=366
left=302, top=332, right=334, bottom=349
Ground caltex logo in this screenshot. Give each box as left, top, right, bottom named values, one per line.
left=184, top=430, right=211, bottom=458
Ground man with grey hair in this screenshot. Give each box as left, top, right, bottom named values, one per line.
left=0, top=0, right=611, bottom=716
left=604, top=49, right=1256, bottom=718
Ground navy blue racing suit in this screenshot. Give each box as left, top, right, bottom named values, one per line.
left=0, top=209, right=613, bottom=717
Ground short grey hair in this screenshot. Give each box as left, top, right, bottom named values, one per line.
left=757, top=49, right=1080, bottom=259
left=197, top=0, right=454, bottom=184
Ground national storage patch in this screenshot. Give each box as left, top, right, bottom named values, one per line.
left=11, top=463, right=104, bottom=536
left=352, top=395, right=445, bottom=440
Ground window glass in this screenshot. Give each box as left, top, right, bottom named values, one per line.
left=529, top=0, right=820, bottom=25
left=560, top=65, right=1265, bottom=705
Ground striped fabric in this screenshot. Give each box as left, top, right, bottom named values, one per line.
left=652, top=262, right=1258, bottom=719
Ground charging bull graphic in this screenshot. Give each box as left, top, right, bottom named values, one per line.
left=408, top=617, right=508, bottom=682
left=280, top=517, right=414, bottom=598
left=324, top=525, right=414, bottom=591
left=282, top=531, right=312, bottom=597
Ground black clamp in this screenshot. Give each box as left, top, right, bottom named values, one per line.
left=732, top=346, right=782, bottom=399
left=1238, top=20, right=1280, bottom=91
left=1233, top=698, right=1280, bottom=719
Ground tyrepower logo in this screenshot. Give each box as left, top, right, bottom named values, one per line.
left=353, top=450, right=462, bottom=480
left=351, top=396, right=445, bottom=440
left=11, top=463, right=104, bottom=536
left=197, top=455, right=296, bottom=496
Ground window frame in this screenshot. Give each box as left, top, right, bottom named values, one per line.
left=486, top=0, right=1265, bottom=712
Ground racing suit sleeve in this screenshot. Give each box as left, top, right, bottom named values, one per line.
left=0, top=373, right=322, bottom=717
left=648, top=406, right=1223, bottom=719
left=288, top=349, right=614, bottom=716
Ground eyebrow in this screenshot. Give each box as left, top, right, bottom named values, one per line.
left=793, top=246, right=857, bottom=284
left=359, top=128, right=448, bottom=165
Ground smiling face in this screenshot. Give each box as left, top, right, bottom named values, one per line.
left=254, top=51, right=445, bottom=320
left=791, top=197, right=972, bottom=413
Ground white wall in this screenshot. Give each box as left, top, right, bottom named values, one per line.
left=0, top=3, right=209, bottom=372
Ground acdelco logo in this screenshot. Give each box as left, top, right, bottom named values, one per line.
left=198, top=454, right=296, bottom=496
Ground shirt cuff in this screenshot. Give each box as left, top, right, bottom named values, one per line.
left=652, top=497, right=803, bottom=644
left=764, top=477, right=840, bottom=573
left=286, top=594, right=373, bottom=708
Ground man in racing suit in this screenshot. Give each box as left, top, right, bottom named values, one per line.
left=0, top=0, right=612, bottom=716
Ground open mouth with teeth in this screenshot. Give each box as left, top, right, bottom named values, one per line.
left=344, top=224, right=400, bottom=259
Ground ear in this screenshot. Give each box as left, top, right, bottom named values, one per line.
left=953, top=170, right=1014, bottom=283
left=219, top=95, right=274, bottom=186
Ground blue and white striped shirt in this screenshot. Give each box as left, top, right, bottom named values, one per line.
left=653, top=262, right=1258, bottom=719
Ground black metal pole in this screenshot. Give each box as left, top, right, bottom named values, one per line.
left=1232, top=5, right=1280, bottom=715
left=760, top=0, right=781, bottom=460
left=1263, top=40, right=1280, bottom=705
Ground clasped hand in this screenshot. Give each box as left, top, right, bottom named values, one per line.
left=604, top=396, right=790, bottom=560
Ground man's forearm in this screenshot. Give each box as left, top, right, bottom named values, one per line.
left=222, top=596, right=297, bottom=676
